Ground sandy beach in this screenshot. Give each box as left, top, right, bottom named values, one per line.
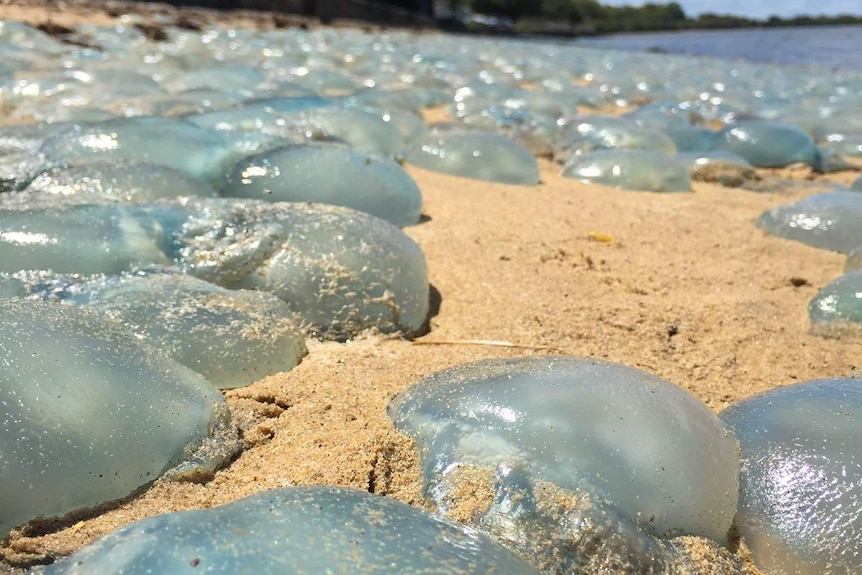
left=1, top=2, right=861, bottom=573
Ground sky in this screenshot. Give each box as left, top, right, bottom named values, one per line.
left=600, top=0, right=862, bottom=19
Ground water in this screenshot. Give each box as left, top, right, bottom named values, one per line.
left=578, top=25, right=862, bottom=70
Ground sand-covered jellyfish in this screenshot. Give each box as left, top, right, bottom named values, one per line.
left=0, top=198, right=430, bottom=340
left=390, top=356, right=741, bottom=573
left=37, top=487, right=541, bottom=575
left=50, top=272, right=307, bottom=390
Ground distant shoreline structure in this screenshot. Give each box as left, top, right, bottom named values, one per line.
left=133, top=0, right=437, bottom=27
left=135, top=0, right=862, bottom=37
left=9, top=0, right=862, bottom=38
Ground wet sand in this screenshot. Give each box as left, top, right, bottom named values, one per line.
left=1, top=2, right=861, bottom=573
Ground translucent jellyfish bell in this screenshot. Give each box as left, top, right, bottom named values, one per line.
left=0, top=198, right=429, bottom=339
left=390, top=356, right=740, bottom=573
left=405, top=131, right=540, bottom=185
left=563, top=149, right=691, bottom=192
left=23, top=161, right=219, bottom=203
left=221, top=144, right=423, bottom=228
left=561, top=119, right=678, bottom=156
left=37, top=117, right=236, bottom=184
left=713, top=121, right=819, bottom=168
left=0, top=204, right=171, bottom=275
left=170, top=199, right=430, bottom=340
left=721, top=379, right=862, bottom=575
left=664, top=125, right=718, bottom=152
left=37, top=487, right=541, bottom=575
left=281, top=106, right=406, bottom=158
left=57, top=273, right=307, bottom=389
left=0, top=299, right=237, bottom=537
left=757, top=191, right=862, bottom=253
left=808, top=269, right=862, bottom=333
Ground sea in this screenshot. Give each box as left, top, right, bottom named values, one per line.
left=576, top=24, right=862, bottom=71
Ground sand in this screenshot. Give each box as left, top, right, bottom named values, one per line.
left=1, top=2, right=861, bottom=573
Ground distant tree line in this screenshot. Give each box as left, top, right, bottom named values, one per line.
left=442, top=0, right=862, bottom=34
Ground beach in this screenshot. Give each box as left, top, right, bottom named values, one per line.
left=1, top=2, right=861, bottom=573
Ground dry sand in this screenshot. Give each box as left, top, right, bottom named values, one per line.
left=1, top=2, right=861, bottom=573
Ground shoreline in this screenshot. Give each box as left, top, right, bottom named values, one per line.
left=1, top=5, right=861, bottom=574
left=3, top=0, right=861, bottom=60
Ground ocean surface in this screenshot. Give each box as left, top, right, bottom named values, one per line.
left=577, top=25, right=862, bottom=71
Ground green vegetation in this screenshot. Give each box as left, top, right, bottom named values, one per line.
left=440, top=0, right=862, bottom=35
left=589, top=2, right=688, bottom=33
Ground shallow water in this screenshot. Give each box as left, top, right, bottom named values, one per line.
left=579, top=25, right=862, bottom=71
